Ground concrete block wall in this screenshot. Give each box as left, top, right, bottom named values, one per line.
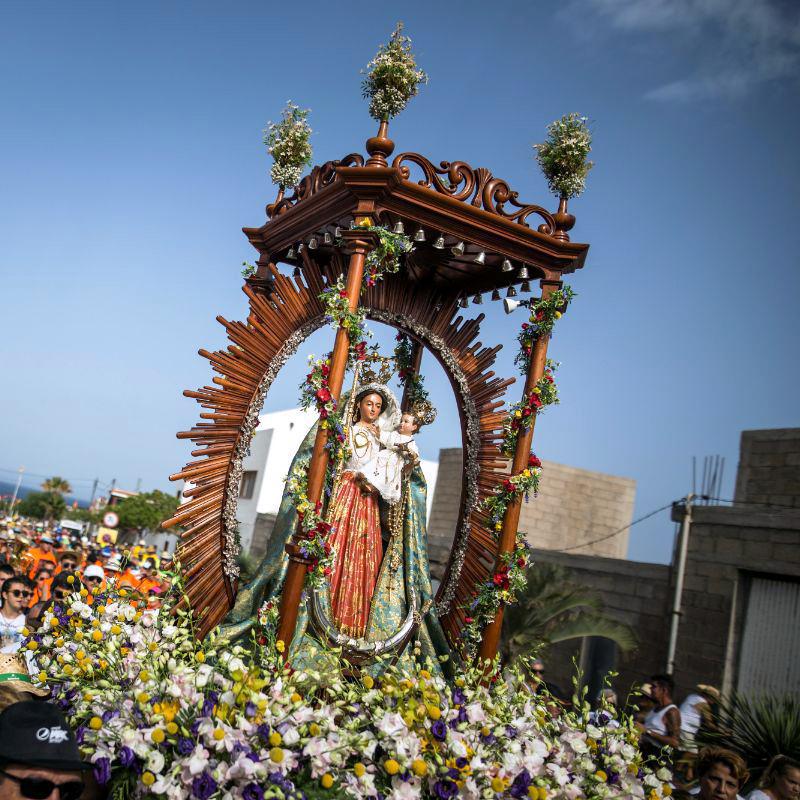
left=426, top=449, right=635, bottom=578
left=735, top=428, right=800, bottom=508
left=671, top=504, right=800, bottom=699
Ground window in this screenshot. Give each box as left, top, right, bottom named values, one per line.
left=240, top=471, right=257, bottom=500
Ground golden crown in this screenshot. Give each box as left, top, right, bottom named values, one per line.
left=358, top=346, right=395, bottom=385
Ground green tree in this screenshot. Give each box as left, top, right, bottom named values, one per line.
left=41, top=476, right=72, bottom=495
left=17, top=490, right=67, bottom=522
left=501, top=562, right=637, bottom=666
left=115, top=490, right=179, bottom=533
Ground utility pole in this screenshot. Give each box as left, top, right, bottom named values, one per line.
left=667, top=493, right=694, bottom=675
left=10, top=467, right=25, bottom=514
left=88, top=478, right=98, bottom=508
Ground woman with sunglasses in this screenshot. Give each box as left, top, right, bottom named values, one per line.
left=0, top=578, right=33, bottom=655
left=29, top=569, right=53, bottom=607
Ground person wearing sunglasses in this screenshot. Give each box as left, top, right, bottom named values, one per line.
left=0, top=579, right=33, bottom=655
left=80, top=566, right=104, bottom=602
left=55, top=553, right=79, bottom=576
left=0, top=701, right=90, bottom=800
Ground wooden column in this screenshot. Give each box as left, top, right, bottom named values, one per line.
left=400, top=338, right=424, bottom=412
left=477, top=279, right=560, bottom=664
left=275, top=230, right=378, bottom=649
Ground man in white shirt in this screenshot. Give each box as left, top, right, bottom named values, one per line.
left=0, top=576, right=33, bottom=654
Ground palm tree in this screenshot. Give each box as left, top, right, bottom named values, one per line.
left=41, top=476, right=72, bottom=496
left=501, top=562, right=637, bottom=666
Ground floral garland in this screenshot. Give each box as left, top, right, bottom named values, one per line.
left=533, top=113, right=593, bottom=200
left=515, top=286, right=575, bottom=374
left=393, top=332, right=430, bottom=408
left=462, top=292, right=575, bottom=659
left=361, top=225, right=413, bottom=287
left=264, top=102, right=313, bottom=189
left=26, top=579, right=672, bottom=799
left=361, top=23, right=428, bottom=122
left=501, top=362, right=559, bottom=456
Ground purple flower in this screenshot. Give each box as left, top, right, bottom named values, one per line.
left=431, top=720, right=447, bottom=741
left=242, top=784, right=264, bottom=800
left=75, top=726, right=85, bottom=744
left=433, top=779, right=458, bottom=799
left=257, top=723, right=271, bottom=741
left=452, top=688, right=466, bottom=706
left=510, top=769, right=531, bottom=798
left=119, top=746, right=136, bottom=768
left=244, top=702, right=257, bottom=718
left=201, top=697, right=215, bottom=717
left=177, top=737, right=194, bottom=756
left=192, top=772, right=217, bottom=800
left=506, top=724, right=518, bottom=739
left=93, top=757, right=111, bottom=786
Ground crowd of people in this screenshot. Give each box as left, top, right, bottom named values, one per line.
left=529, top=660, right=800, bottom=800
left=0, top=521, right=172, bottom=656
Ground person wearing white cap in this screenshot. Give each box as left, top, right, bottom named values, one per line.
left=81, top=565, right=104, bottom=598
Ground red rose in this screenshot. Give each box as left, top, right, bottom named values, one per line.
left=316, top=387, right=331, bottom=403
left=516, top=558, right=526, bottom=568
left=528, top=454, right=541, bottom=468
left=503, top=479, right=514, bottom=493
left=464, top=616, right=474, bottom=624
left=339, top=289, right=348, bottom=298
left=323, top=567, right=332, bottom=577
left=493, top=571, right=510, bottom=590
left=321, top=364, right=330, bottom=377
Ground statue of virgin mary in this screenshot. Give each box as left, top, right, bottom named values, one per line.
left=221, top=374, right=453, bottom=676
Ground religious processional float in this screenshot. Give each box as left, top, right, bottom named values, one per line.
left=24, top=25, right=672, bottom=800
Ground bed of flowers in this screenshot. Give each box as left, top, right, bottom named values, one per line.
left=25, top=577, right=670, bottom=800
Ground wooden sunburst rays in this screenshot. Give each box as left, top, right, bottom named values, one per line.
left=167, top=255, right=515, bottom=645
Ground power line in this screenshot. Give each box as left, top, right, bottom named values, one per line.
left=560, top=501, right=678, bottom=553
left=0, top=466, right=98, bottom=485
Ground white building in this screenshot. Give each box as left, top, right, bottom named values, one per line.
left=236, top=408, right=440, bottom=555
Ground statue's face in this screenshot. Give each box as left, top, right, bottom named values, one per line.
left=358, top=392, right=383, bottom=423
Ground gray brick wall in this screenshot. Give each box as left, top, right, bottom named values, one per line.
left=426, top=449, right=635, bottom=578
left=735, top=428, right=800, bottom=508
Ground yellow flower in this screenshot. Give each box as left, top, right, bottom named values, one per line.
left=362, top=675, right=374, bottom=690
left=38, top=671, right=48, bottom=683
left=97, top=605, right=106, bottom=613
left=110, top=625, right=121, bottom=635
left=384, top=759, right=400, bottom=775
left=492, top=776, right=509, bottom=792
left=320, top=774, right=334, bottom=789
left=142, top=772, right=155, bottom=786
left=213, top=728, right=225, bottom=741
left=269, top=747, right=284, bottom=763
left=79, top=588, right=88, bottom=597
left=269, top=732, right=282, bottom=747
left=663, top=786, right=673, bottom=797
left=515, top=410, right=522, bottom=418
left=74, top=631, right=83, bottom=642
left=309, top=723, right=321, bottom=737
left=89, top=716, right=102, bottom=730
left=119, top=589, right=127, bottom=597
left=532, top=387, right=542, bottom=395
left=426, top=705, right=441, bottom=720
left=49, top=617, right=59, bottom=628
left=91, top=630, right=102, bottom=642
left=76, top=650, right=86, bottom=661
left=151, top=729, right=165, bottom=744
left=522, top=469, right=531, bottom=478
left=595, top=770, right=608, bottom=782
left=195, top=651, right=205, bottom=663
left=166, top=722, right=178, bottom=735
left=55, top=637, right=64, bottom=647
left=66, top=576, right=74, bottom=584
left=140, top=670, right=150, bottom=682
left=148, top=642, right=158, bottom=653
left=412, top=759, right=427, bottom=777
left=554, top=311, right=562, bottom=319
left=290, top=692, right=302, bottom=704
left=275, top=640, right=285, bottom=653
left=353, top=763, right=366, bottom=778
left=137, top=692, right=149, bottom=704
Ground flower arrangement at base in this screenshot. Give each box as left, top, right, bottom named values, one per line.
left=362, top=23, right=428, bottom=122
left=264, top=102, right=313, bottom=190
left=26, top=578, right=671, bottom=799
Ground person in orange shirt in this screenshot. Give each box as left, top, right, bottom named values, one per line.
left=26, top=535, right=57, bottom=579
left=136, top=560, right=161, bottom=595
left=30, top=565, right=54, bottom=606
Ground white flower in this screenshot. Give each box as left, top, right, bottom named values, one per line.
left=187, top=744, right=209, bottom=776
left=146, top=750, right=165, bottom=774
left=376, top=712, right=406, bottom=737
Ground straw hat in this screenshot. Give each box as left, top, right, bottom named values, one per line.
left=0, top=654, right=49, bottom=698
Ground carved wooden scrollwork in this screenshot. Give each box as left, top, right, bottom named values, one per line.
left=391, top=152, right=556, bottom=233
left=267, top=153, right=365, bottom=218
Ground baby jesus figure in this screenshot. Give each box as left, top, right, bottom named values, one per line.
left=355, top=411, right=420, bottom=503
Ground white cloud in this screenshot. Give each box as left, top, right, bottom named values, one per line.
left=572, top=0, right=800, bottom=101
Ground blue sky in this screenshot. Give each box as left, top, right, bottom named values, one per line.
left=1, top=0, right=798, bottom=562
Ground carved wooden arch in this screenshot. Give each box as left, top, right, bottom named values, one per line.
left=167, top=262, right=515, bottom=646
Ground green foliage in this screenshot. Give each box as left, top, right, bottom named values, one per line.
left=501, top=562, right=637, bottom=665
left=17, top=490, right=66, bottom=521
left=534, top=113, right=593, bottom=200
left=115, top=489, right=179, bottom=533
left=362, top=22, right=428, bottom=121
left=697, top=693, right=800, bottom=783
left=264, top=102, right=313, bottom=188
left=41, top=475, right=72, bottom=495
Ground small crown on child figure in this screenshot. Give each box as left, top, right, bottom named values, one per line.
left=359, top=349, right=395, bottom=385
left=410, top=398, right=437, bottom=427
